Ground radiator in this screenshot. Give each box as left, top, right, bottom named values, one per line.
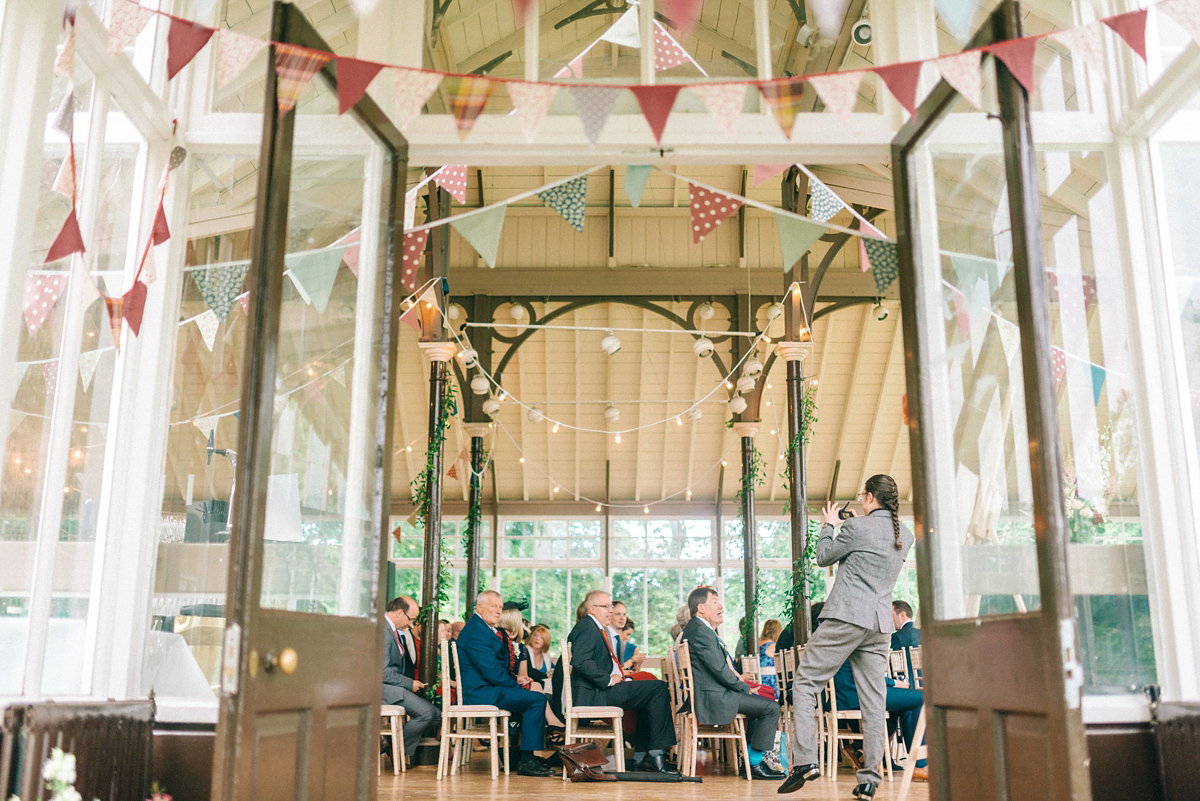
left=1157, top=702, right=1200, bottom=801
left=0, top=699, right=155, bottom=801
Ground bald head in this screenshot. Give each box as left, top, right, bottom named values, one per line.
left=583, top=589, right=613, bottom=626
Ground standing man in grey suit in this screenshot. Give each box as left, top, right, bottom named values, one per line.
left=681, top=586, right=783, bottom=780
left=778, top=474, right=914, bottom=800
left=382, top=596, right=439, bottom=764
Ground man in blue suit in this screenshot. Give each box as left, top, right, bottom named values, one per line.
left=455, top=589, right=555, bottom=777
left=890, top=601, right=920, bottom=649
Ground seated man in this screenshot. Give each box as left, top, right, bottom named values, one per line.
left=890, top=601, right=920, bottom=650
left=553, top=590, right=678, bottom=774
left=680, top=586, right=783, bottom=780
left=455, top=590, right=555, bottom=777
left=382, top=596, right=439, bottom=765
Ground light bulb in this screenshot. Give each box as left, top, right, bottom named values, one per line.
left=676, top=416, right=683, bottom=425
left=604, top=405, right=620, bottom=422
left=528, top=406, right=545, bottom=424
left=770, top=429, right=776, bottom=435
left=458, top=347, right=478, bottom=367
left=470, top=374, right=489, bottom=395
left=510, top=304, right=528, bottom=321
left=698, top=302, right=716, bottom=320
left=600, top=332, right=622, bottom=356
left=767, top=302, right=782, bottom=320
left=615, top=432, right=621, bottom=444
left=519, top=457, right=525, bottom=463
left=406, top=445, right=412, bottom=452
left=694, top=337, right=714, bottom=358
left=686, top=489, right=692, bottom=499
left=725, top=380, right=733, bottom=390
left=553, top=486, right=560, bottom=494
left=808, top=377, right=819, bottom=388
left=552, top=422, right=560, bottom=433
left=643, top=505, right=649, bottom=514
left=596, top=504, right=603, bottom=512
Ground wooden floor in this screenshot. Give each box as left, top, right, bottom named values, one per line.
left=378, top=752, right=930, bottom=800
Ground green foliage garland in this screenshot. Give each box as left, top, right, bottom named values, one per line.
left=737, top=445, right=767, bottom=651
left=410, top=382, right=458, bottom=648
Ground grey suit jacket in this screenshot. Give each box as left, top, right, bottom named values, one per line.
left=681, top=616, right=748, bottom=726
left=817, top=509, right=914, bottom=633
left=382, top=619, right=415, bottom=705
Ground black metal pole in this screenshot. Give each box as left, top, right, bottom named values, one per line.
left=464, top=430, right=485, bottom=617
left=419, top=356, right=448, bottom=687
left=739, top=431, right=757, bottom=658
left=785, top=354, right=810, bottom=644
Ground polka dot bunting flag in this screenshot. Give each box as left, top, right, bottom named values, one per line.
left=433, top=165, right=468, bottom=204
left=688, top=183, right=743, bottom=244
left=654, top=25, right=690, bottom=71
left=401, top=229, right=429, bottom=292
left=1052, top=346, right=1068, bottom=389
left=23, top=274, right=69, bottom=338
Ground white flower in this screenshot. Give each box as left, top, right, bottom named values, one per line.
left=41, top=749, right=74, bottom=784
left=50, top=788, right=81, bottom=801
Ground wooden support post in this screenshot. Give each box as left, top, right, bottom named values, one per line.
left=464, top=424, right=488, bottom=616
left=735, top=422, right=759, bottom=657
left=418, top=342, right=456, bottom=686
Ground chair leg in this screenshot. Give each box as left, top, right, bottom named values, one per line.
left=437, top=732, right=448, bottom=780
left=613, top=717, right=625, bottom=772
left=450, top=735, right=462, bottom=777
left=896, top=707, right=926, bottom=801
left=489, top=718, right=499, bottom=781
left=392, top=717, right=403, bottom=776
left=502, top=719, right=510, bottom=776
left=739, top=721, right=752, bottom=781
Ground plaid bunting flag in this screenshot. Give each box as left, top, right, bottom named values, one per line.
left=444, top=75, right=496, bottom=140
left=274, top=43, right=332, bottom=115
left=758, top=79, right=806, bottom=138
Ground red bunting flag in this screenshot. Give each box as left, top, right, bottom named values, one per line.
left=1052, top=347, right=1067, bottom=389
left=872, top=60, right=923, bottom=115
left=653, top=24, right=691, bottom=71
left=688, top=183, right=743, bottom=244
left=151, top=201, right=170, bottom=245
left=45, top=209, right=85, bottom=264
left=123, top=280, right=148, bottom=336
left=433, top=165, right=469, bottom=203
left=630, top=85, right=682, bottom=145
left=1103, top=8, right=1149, bottom=62
left=986, top=36, right=1039, bottom=93
left=753, top=163, right=791, bottom=186
left=335, top=56, right=386, bottom=114
left=166, top=17, right=214, bottom=80
left=401, top=229, right=429, bottom=292
left=660, top=0, right=702, bottom=37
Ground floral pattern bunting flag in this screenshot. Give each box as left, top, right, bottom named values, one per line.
left=166, top=17, right=215, bottom=79
left=52, top=156, right=76, bottom=201
left=809, top=176, right=845, bottom=223
left=1160, top=0, right=1200, bottom=47
left=758, top=79, right=806, bottom=138
left=191, top=262, right=249, bottom=323
left=55, top=25, right=76, bottom=78
left=108, top=0, right=154, bottom=55
left=688, top=183, right=743, bottom=244
left=433, top=165, right=469, bottom=203
left=689, top=83, right=746, bottom=138
left=23, top=274, right=69, bottom=337
left=216, top=29, right=268, bottom=88
left=630, top=85, right=682, bottom=144
left=569, top=86, right=620, bottom=146
left=196, top=309, right=220, bottom=351
left=537, top=175, right=589, bottom=233
left=274, top=43, right=332, bottom=115
left=141, top=248, right=157, bottom=285
left=401, top=230, right=428, bottom=292
left=1050, top=22, right=1106, bottom=76
left=508, top=81, right=558, bottom=143
left=935, top=50, right=984, bottom=109
left=805, top=70, right=864, bottom=123
left=393, top=67, right=443, bottom=130
left=444, top=75, right=496, bottom=140
left=864, top=239, right=900, bottom=292
left=78, top=350, right=102, bottom=392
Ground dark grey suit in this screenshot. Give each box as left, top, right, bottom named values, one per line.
left=791, top=509, right=914, bottom=786
left=681, top=617, right=779, bottom=752
left=382, top=618, right=438, bottom=755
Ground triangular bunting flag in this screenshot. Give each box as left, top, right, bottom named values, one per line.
left=1050, top=23, right=1106, bottom=77
left=108, top=0, right=154, bottom=55
left=123, top=280, right=148, bottom=336
left=951, top=252, right=1003, bottom=296
left=689, top=83, right=746, bottom=138
left=753, top=163, right=791, bottom=186
left=78, top=349, right=102, bottom=392
left=45, top=209, right=85, bottom=263
left=331, top=362, right=348, bottom=387
left=1160, top=0, right=1200, bottom=47
left=660, top=0, right=702, bottom=37
left=806, top=70, right=865, bottom=122
left=331, top=227, right=361, bottom=276
left=393, top=67, right=442, bottom=130
left=193, top=415, right=219, bottom=442
left=196, top=309, right=220, bottom=351
left=600, top=7, right=641, bottom=48
left=987, top=36, right=1039, bottom=93
left=55, top=25, right=76, bottom=78
left=237, top=292, right=250, bottom=315
left=507, top=81, right=558, bottom=143
left=104, top=294, right=125, bottom=350
left=335, top=56, right=386, bottom=114
left=52, top=155, right=75, bottom=201
left=285, top=245, right=347, bottom=314
left=53, top=92, right=75, bottom=138
left=401, top=229, right=428, bottom=292
left=758, top=79, right=806, bottom=138
left=935, top=50, right=984, bottom=110
left=689, top=183, right=743, bottom=244
left=557, top=53, right=585, bottom=79
left=151, top=201, right=170, bottom=245
left=23, top=274, right=69, bottom=337
left=935, top=0, right=981, bottom=41
left=216, top=29, right=269, bottom=87
left=873, top=61, right=924, bottom=115
left=864, top=239, right=899, bottom=292
left=166, top=17, right=214, bottom=79
left=43, top=362, right=58, bottom=401
left=809, top=176, right=845, bottom=223
left=450, top=205, right=507, bottom=268
left=1103, top=9, right=1149, bottom=62
left=1091, top=364, right=1106, bottom=405
left=191, top=262, right=249, bottom=322
left=775, top=214, right=825, bottom=271
left=537, top=175, right=589, bottom=233
left=950, top=288, right=971, bottom=340
left=447, top=461, right=458, bottom=480
left=404, top=186, right=420, bottom=230
left=569, top=86, right=620, bottom=146
left=625, top=165, right=652, bottom=208
left=630, top=85, right=682, bottom=144
left=654, top=24, right=691, bottom=71
left=997, top=317, right=1021, bottom=363
left=400, top=304, right=421, bottom=332
left=432, top=164, right=468, bottom=204
left=1051, top=347, right=1067, bottom=388
left=444, top=75, right=496, bottom=140
left=11, top=364, right=28, bottom=400
left=513, top=0, right=535, bottom=28
left=274, top=43, right=332, bottom=115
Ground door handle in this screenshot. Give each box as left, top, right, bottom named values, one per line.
left=262, top=647, right=299, bottom=674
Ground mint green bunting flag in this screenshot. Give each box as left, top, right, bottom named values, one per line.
left=450, top=205, right=507, bottom=268
left=936, top=0, right=982, bottom=40
left=538, top=175, right=588, bottom=233
left=625, top=165, right=652, bottom=209
left=285, top=246, right=347, bottom=314
left=950, top=252, right=1009, bottom=297
left=775, top=214, right=826, bottom=272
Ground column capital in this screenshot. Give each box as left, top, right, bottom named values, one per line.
left=464, top=423, right=490, bottom=438
left=776, top=341, right=814, bottom=363
left=733, top=422, right=760, bottom=439
left=419, top=341, right=458, bottom=362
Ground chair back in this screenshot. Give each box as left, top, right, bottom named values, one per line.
left=664, top=645, right=680, bottom=713
left=739, top=655, right=759, bottom=680
left=908, top=646, right=922, bottom=687
left=440, top=640, right=455, bottom=727
left=676, top=640, right=696, bottom=702
left=560, top=639, right=575, bottom=715
left=778, top=645, right=800, bottom=706
left=888, top=649, right=908, bottom=679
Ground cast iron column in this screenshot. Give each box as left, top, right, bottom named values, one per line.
left=418, top=341, right=456, bottom=686
left=778, top=341, right=811, bottom=644
left=734, top=422, right=759, bottom=657
left=464, top=423, right=488, bottom=616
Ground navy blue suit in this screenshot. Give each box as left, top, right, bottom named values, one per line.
left=890, top=621, right=920, bottom=650
left=456, top=613, right=546, bottom=752
left=833, top=660, right=923, bottom=762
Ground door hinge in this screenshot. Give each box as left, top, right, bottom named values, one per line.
left=221, top=622, right=242, bottom=696
left=1060, top=618, right=1083, bottom=710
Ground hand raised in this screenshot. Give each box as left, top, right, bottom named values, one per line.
left=821, top=500, right=841, bottom=526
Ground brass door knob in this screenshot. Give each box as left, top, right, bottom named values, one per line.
left=279, top=647, right=298, bottom=674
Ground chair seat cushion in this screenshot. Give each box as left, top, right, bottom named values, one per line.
left=571, top=706, right=625, bottom=718
left=381, top=705, right=406, bottom=715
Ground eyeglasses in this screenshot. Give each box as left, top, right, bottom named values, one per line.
left=856, top=492, right=867, bottom=500
left=591, top=603, right=614, bottom=609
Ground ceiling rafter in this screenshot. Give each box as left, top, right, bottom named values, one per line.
left=458, top=0, right=603, bottom=74
left=857, top=315, right=902, bottom=492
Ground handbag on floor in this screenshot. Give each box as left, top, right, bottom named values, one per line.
left=557, top=742, right=616, bottom=782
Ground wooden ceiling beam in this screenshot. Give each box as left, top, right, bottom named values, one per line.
left=857, top=315, right=902, bottom=492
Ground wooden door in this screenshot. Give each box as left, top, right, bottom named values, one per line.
left=210, top=4, right=408, bottom=800
left=892, top=3, right=1092, bottom=800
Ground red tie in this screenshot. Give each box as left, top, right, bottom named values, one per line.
left=602, top=629, right=622, bottom=670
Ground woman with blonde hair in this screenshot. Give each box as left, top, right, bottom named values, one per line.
left=497, top=607, right=527, bottom=686
left=758, top=618, right=784, bottom=697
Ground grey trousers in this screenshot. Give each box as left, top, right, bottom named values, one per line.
left=394, top=688, right=439, bottom=755
left=790, top=619, right=890, bottom=786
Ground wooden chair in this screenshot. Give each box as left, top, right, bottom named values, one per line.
left=739, top=655, right=761, bottom=682
left=908, top=646, right=923, bottom=688
left=437, top=640, right=511, bottom=781
left=888, top=650, right=909, bottom=682
left=896, top=705, right=928, bottom=801
left=676, top=640, right=752, bottom=780
left=823, top=677, right=891, bottom=782
left=379, top=705, right=406, bottom=775
left=664, top=645, right=687, bottom=755
left=560, top=640, right=626, bottom=778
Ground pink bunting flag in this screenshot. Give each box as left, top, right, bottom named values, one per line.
left=987, top=36, right=1039, bottom=93
left=1160, top=0, right=1200, bottom=47
left=52, top=155, right=76, bottom=201
left=1049, top=22, right=1106, bottom=76
left=444, top=75, right=496, bottom=140
left=507, top=81, right=558, bottom=143
left=274, top=43, right=332, bottom=115
left=401, top=229, right=429, bottom=292
left=104, top=294, right=125, bottom=350
left=393, top=67, right=443, bottom=130
left=23, top=274, right=69, bottom=337
left=301, top=378, right=324, bottom=402
left=216, top=29, right=268, bottom=88
left=654, top=24, right=691, bottom=71
left=237, top=292, right=250, bottom=315
left=141, top=249, right=157, bottom=285
left=108, top=0, right=154, bottom=55
left=400, top=303, right=421, bottom=332
left=688, top=83, right=746, bottom=138
left=873, top=60, right=923, bottom=115
left=433, top=165, right=469, bottom=203
left=951, top=288, right=970, bottom=341
left=934, top=50, right=983, bottom=110
left=43, top=362, right=59, bottom=401
left=1052, top=347, right=1067, bottom=388
left=753, top=163, right=791, bottom=186
left=166, top=17, right=214, bottom=80
left=805, top=69, right=865, bottom=122
left=1103, top=8, right=1149, bottom=62
left=688, top=183, right=743, bottom=244
left=123, top=280, right=148, bottom=336
left=45, top=209, right=85, bottom=264
left=630, top=85, right=682, bottom=144
left=335, top=56, right=386, bottom=114
left=151, top=201, right=170, bottom=245
left=332, top=228, right=361, bottom=277
left=54, top=25, right=76, bottom=78
left=660, top=0, right=702, bottom=37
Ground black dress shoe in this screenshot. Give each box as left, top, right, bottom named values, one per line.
left=631, top=753, right=680, bottom=775
left=852, top=782, right=878, bottom=799
left=517, top=758, right=556, bottom=777
left=777, top=763, right=820, bottom=794
left=746, top=762, right=786, bottom=780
